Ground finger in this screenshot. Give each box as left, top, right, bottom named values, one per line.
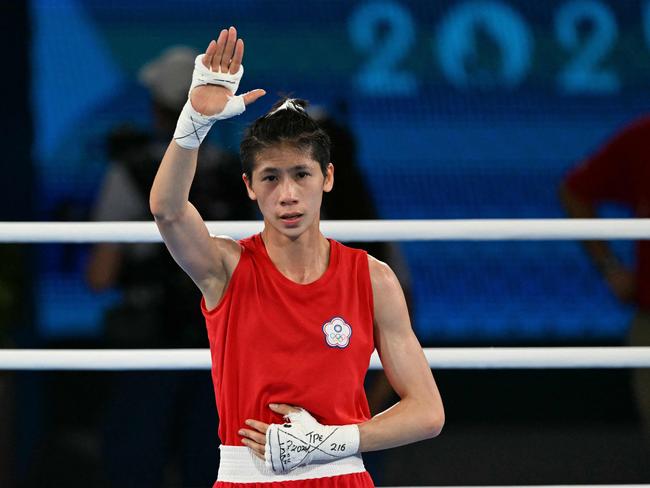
left=220, top=26, right=237, bottom=72
left=239, top=428, right=266, bottom=445
left=241, top=438, right=265, bottom=459
left=242, top=89, right=266, bottom=106
left=203, top=40, right=217, bottom=68
left=245, top=418, right=269, bottom=434
left=213, top=29, right=228, bottom=71
left=230, top=39, right=244, bottom=74
left=269, top=403, right=301, bottom=415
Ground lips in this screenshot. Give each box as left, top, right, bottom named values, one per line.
left=279, top=213, right=303, bottom=225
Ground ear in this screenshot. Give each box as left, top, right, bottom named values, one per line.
left=323, top=163, right=334, bottom=193
left=242, top=173, right=257, bottom=201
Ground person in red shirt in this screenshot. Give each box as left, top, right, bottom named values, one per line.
left=150, top=26, right=444, bottom=486
left=560, top=115, right=650, bottom=443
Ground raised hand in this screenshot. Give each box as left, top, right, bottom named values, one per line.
left=191, top=26, right=265, bottom=116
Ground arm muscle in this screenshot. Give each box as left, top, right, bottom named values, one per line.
left=150, top=141, right=240, bottom=307
left=358, top=256, right=444, bottom=452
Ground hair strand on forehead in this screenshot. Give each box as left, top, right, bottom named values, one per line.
left=240, top=97, right=331, bottom=179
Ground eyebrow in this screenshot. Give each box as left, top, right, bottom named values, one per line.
left=258, top=164, right=311, bottom=174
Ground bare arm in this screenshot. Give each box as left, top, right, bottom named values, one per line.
left=150, top=142, right=236, bottom=306
left=559, top=182, right=636, bottom=303
left=357, top=256, right=444, bottom=451
left=149, top=27, right=264, bottom=307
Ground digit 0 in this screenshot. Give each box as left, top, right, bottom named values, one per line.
left=435, top=0, right=533, bottom=89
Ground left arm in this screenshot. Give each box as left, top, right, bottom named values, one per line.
left=358, top=255, right=444, bottom=451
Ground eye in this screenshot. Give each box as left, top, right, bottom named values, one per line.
left=296, top=171, right=311, bottom=179
left=262, top=175, right=277, bottom=182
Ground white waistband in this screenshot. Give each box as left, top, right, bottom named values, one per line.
left=217, top=445, right=366, bottom=483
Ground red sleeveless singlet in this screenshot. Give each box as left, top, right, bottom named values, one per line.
left=201, top=233, right=375, bottom=447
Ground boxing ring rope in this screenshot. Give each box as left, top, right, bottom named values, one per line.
left=1, top=218, right=650, bottom=242
left=1, top=218, right=650, bottom=371
left=1, top=347, right=650, bottom=371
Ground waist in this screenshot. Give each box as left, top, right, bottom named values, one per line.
left=217, top=445, right=366, bottom=483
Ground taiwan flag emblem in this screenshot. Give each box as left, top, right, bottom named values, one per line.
left=322, top=317, right=352, bottom=348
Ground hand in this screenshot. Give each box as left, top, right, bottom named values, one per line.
left=191, top=26, right=265, bottom=116
left=239, top=403, right=301, bottom=460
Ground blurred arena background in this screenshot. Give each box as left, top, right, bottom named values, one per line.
left=1, top=0, right=650, bottom=486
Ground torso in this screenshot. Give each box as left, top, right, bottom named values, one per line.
left=201, top=234, right=375, bottom=445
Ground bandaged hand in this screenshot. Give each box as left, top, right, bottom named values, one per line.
left=265, top=406, right=360, bottom=473
left=173, top=26, right=265, bottom=149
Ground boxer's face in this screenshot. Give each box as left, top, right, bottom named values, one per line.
left=243, top=144, right=333, bottom=239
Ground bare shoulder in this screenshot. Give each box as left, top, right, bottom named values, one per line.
left=367, top=254, right=406, bottom=310
left=367, top=254, right=411, bottom=333
left=367, top=254, right=400, bottom=292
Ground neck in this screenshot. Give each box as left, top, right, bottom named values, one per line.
left=261, top=223, right=330, bottom=284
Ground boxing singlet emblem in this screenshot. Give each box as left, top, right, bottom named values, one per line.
left=322, top=317, right=352, bottom=348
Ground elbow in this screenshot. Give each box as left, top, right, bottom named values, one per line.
left=407, top=388, right=445, bottom=440
left=149, top=194, right=168, bottom=221
left=149, top=196, right=183, bottom=223
left=432, top=409, right=445, bottom=438
left=424, top=408, right=445, bottom=439
left=421, top=399, right=445, bottom=439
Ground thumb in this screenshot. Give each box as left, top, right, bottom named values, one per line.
left=242, top=89, right=266, bottom=106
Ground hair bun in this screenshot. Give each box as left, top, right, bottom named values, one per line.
left=266, top=98, right=309, bottom=117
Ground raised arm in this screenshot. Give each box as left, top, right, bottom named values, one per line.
left=149, top=27, right=265, bottom=308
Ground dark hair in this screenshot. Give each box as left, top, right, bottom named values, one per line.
left=240, top=98, right=331, bottom=178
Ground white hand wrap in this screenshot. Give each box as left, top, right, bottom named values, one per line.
left=265, top=408, right=360, bottom=474
left=189, top=54, right=244, bottom=95
left=173, top=54, right=246, bottom=150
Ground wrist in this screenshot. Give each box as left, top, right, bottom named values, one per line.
left=264, top=410, right=360, bottom=473
left=173, top=100, right=217, bottom=150
left=172, top=54, right=247, bottom=150
left=326, top=423, right=360, bottom=458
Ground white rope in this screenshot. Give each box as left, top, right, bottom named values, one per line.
left=1, top=347, right=649, bottom=371
left=2, top=219, right=650, bottom=242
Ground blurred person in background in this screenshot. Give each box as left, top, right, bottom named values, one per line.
left=560, top=115, right=650, bottom=445
left=87, top=46, right=256, bottom=487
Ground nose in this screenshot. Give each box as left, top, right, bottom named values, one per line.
left=278, top=178, right=299, bottom=205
